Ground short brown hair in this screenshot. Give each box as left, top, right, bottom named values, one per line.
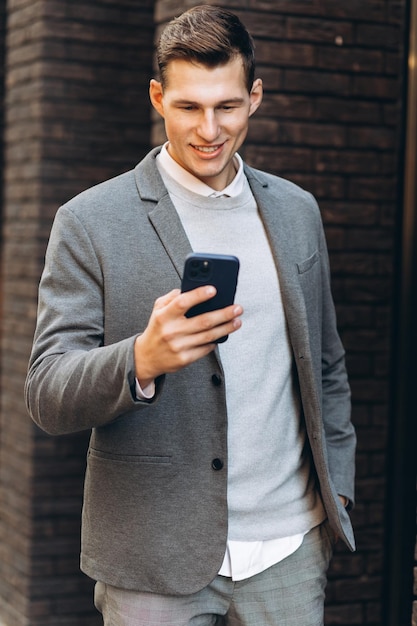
left=156, top=5, right=256, bottom=92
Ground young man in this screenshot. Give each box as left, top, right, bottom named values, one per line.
left=25, top=5, right=356, bottom=625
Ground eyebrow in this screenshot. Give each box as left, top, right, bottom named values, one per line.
left=172, top=97, right=246, bottom=107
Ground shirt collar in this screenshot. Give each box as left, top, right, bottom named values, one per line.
left=157, top=142, right=245, bottom=198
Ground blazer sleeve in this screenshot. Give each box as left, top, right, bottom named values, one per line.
left=24, top=205, right=162, bottom=436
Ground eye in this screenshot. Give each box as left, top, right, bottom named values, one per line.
left=219, top=103, right=241, bottom=112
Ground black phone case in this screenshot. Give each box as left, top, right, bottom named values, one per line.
left=181, top=253, right=240, bottom=341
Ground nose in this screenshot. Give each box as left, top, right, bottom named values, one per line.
left=197, top=110, right=220, bottom=142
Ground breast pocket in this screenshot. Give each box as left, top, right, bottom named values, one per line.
left=297, top=250, right=320, bottom=275
left=296, top=250, right=322, bottom=348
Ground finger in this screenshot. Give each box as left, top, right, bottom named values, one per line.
left=154, top=289, right=181, bottom=310
left=185, top=305, right=243, bottom=344
left=173, top=285, right=217, bottom=315
left=187, top=303, right=243, bottom=332
left=200, top=315, right=243, bottom=344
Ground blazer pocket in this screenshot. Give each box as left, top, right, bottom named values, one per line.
left=88, top=448, right=172, bottom=465
left=297, top=250, right=320, bottom=274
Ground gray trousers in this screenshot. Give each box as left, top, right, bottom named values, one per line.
left=94, top=520, right=335, bottom=626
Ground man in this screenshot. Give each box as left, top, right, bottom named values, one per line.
left=25, top=5, right=356, bottom=625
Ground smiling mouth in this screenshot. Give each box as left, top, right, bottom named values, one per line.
left=192, top=144, right=223, bottom=154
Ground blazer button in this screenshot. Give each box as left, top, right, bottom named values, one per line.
left=211, top=374, right=222, bottom=386
left=211, top=458, right=224, bottom=471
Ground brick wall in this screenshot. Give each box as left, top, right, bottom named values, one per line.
left=0, top=1, right=155, bottom=624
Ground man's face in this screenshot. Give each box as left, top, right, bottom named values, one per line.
left=150, top=57, right=263, bottom=191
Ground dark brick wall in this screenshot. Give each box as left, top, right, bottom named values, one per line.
left=0, top=1, right=155, bottom=624
left=0, top=0, right=410, bottom=624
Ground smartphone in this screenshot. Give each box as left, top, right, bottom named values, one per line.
left=181, top=252, right=240, bottom=342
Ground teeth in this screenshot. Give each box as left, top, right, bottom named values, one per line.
left=194, top=145, right=219, bottom=153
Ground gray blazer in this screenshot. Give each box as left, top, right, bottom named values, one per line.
left=25, top=146, right=356, bottom=595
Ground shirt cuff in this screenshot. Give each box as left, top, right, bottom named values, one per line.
left=135, top=378, right=156, bottom=400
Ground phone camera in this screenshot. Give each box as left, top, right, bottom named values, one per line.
left=186, top=257, right=213, bottom=281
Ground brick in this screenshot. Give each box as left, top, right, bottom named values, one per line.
left=366, top=552, right=384, bottom=576
left=329, top=252, right=381, bottom=276
left=351, top=377, right=390, bottom=402
left=286, top=16, right=354, bottom=45
left=246, top=117, right=280, bottom=144
left=236, top=10, right=286, bottom=38
left=335, top=575, right=383, bottom=601
left=335, top=304, right=374, bottom=327
left=315, top=149, right=383, bottom=175
left=345, top=277, right=392, bottom=305
left=315, top=97, right=383, bottom=124
left=355, top=22, right=402, bottom=49
left=328, top=554, right=365, bottom=578
left=365, top=601, right=382, bottom=623
left=284, top=68, right=350, bottom=96
left=256, top=40, right=315, bottom=67
left=317, top=46, right=385, bottom=74
left=280, top=121, right=347, bottom=147
left=325, top=227, right=345, bottom=250
left=348, top=177, right=396, bottom=202
left=346, top=354, right=373, bottom=377
left=244, top=145, right=313, bottom=173
left=355, top=426, right=387, bottom=451
left=324, top=602, right=363, bottom=624
left=321, top=201, right=379, bottom=226
left=290, top=173, right=345, bottom=199
left=355, top=478, right=386, bottom=501
left=348, top=125, right=396, bottom=150
left=353, top=74, right=400, bottom=100
left=257, top=65, right=284, bottom=90
left=261, top=93, right=314, bottom=118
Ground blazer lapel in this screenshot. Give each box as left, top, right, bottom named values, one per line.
left=245, top=167, right=312, bottom=361
left=134, top=147, right=193, bottom=279
left=148, top=196, right=193, bottom=279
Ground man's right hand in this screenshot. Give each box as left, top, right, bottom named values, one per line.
left=134, top=286, right=243, bottom=389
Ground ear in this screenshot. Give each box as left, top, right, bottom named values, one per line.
left=249, top=78, right=263, bottom=117
left=149, top=79, right=165, bottom=118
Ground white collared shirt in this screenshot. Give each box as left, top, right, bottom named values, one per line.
left=158, top=142, right=245, bottom=198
